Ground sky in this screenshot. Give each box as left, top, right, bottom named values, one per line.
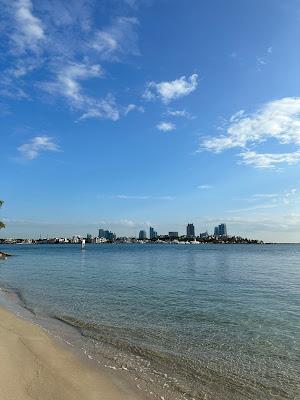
left=1, top=0, right=300, bottom=242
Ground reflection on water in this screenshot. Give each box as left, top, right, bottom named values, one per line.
left=0, top=243, right=299, bottom=399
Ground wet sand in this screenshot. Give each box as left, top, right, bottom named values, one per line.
left=0, top=306, right=143, bottom=400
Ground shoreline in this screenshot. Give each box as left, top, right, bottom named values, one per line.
left=0, top=283, right=192, bottom=400
left=0, top=305, right=145, bottom=400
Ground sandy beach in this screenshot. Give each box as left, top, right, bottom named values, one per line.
left=0, top=306, right=142, bottom=400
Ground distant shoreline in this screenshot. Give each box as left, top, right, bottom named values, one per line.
left=1, top=238, right=264, bottom=245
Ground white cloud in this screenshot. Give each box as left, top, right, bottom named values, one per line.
left=157, top=121, right=176, bottom=132
left=201, top=97, right=300, bottom=168
left=18, top=136, right=60, bottom=160
left=228, top=204, right=278, bottom=213
left=256, top=57, right=267, bottom=66
left=98, top=194, right=174, bottom=201
left=256, top=46, right=273, bottom=70
left=77, top=97, right=121, bottom=121
left=41, top=62, right=123, bottom=121
left=166, top=109, right=194, bottom=119
left=144, top=74, right=198, bottom=103
left=252, top=193, right=278, bottom=199
left=232, top=188, right=298, bottom=211
left=198, top=185, right=213, bottom=190
left=49, top=62, right=103, bottom=103
left=123, top=103, right=144, bottom=116
left=12, top=0, right=45, bottom=53
left=1, top=3, right=141, bottom=122
left=247, top=188, right=298, bottom=205
left=91, top=17, right=139, bottom=61
left=283, top=188, right=297, bottom=205
left=110, top=194, right=174, bottom=200
left=239, top=150, right=300, bottom=169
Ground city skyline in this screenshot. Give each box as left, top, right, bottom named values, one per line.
left=0, top=220, right=229, bottom=241
left=1, top=1, right=300, bottom=242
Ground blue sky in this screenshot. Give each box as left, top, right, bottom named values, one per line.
left=1, top=0, right=300, bottom=241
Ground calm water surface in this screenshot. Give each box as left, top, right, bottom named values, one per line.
left=0, top=243, right=299, bottom=399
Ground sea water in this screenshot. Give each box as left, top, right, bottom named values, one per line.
left=0, top=243, right=299, bottom=399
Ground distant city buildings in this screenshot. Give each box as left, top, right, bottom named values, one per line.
left=1, top=222, right=234, bottom=245
left=1, top=221, right=264, bottom=245
left=98, top=229, right=105, bottom=238
left=149, top=227, right=158, bottom=239
left=186, top=223, right=195, bottom=238
left=98, top=229, right=116, bottom=241
left=214, top=223, right=228, bottom=237
left=199, top=231, right=208, bottom=238
left=169, top=231, right=179, bottom=239
left=139, top=230, right=147, bottom=240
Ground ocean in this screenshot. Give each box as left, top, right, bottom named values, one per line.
left=0, top=243, right=299, bottom=399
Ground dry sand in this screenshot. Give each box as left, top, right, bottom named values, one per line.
left=0, top=306, right=142, bottom=400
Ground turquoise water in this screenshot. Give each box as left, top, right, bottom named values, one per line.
left=0, top=243, right=299, bottom=399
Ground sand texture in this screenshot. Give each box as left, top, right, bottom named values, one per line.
left=0, top=306, right=142, bottom=400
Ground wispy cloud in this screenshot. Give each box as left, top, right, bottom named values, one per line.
left=256, top=46, right=273, bottom=70
left=201, top=97, right=300, bottom=169
left=91, top=17, right=139, bottom=61
left=256, top=56, right=267, bottom=67
left=123, top=103, right=144, bottom=115
left=252, top=193, right=278, bottom=199
left=18, top=136, right=60, bottom=160
left=166, top=109, right=195, bottom=119
left=198, top=185, right=214, bottom=190
left=11, top=0, right=45, bottom=54
left=41, top=62, right=124, bottom=121
left=1, top=2, right=141, bottom=121
left=42, top=62, right=103, bottom=102
left=228, top=204, right=278, bottom=213
left=232, top=188, right=298, bottom=210
left=144, top=74, right=198, bottom=103
left=283, top=188, right=297, bottom=205
left=157, top=121, right=176, bottom=132
left=239, top=150, right=300, bottom=169
left=99, top=194, right=174, bottom=200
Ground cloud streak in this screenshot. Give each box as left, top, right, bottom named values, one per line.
left=201, top=97, right=300, bottom=168
left=91, top=17, right=139, bottom=61
left=40, top=62, right=123, bottom=121
left=198, top=185, right=214, bottom=190
left=239, top=150, right=300, bottom=169
left=18, top=136, right=60, bottom=160
left=12, top=0, right=45, bottom=54
left=166, top=109, right=195, bottom=119
left=99, top=194, right=174, bottom=200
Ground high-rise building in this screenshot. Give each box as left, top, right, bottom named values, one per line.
left=98, top=229, right=106, bottom=238
left=214, top=224, right=228, bottom=237
left=98, top=229, right=116, bottom=241
left=169, top=231, right=179, bottom=239
left=139, top=230, right=147, bottom=240
left=186, top=223, right=195, bottom=238
left=106, top=231, right=116, bottom=241
left=149, top=227, right=157, bottom=239
left=218, top=223, right=227, bottom=236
